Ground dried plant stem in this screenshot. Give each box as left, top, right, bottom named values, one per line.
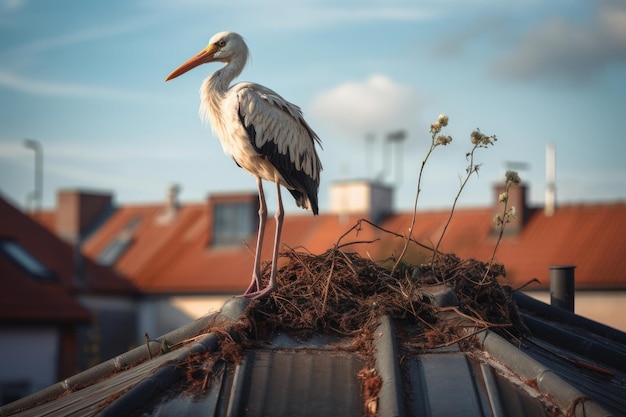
left=483, top=195, right=510, bottom=282
left=392, top=135, right=437, bottom=275
left=482, top=172, right=519, bottom=282
left=432, top=144, right=480, bottom=262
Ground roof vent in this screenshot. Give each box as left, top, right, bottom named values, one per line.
left=545, top=143, right=556, bottom=217
left=157, top=184, right=181, bottom=224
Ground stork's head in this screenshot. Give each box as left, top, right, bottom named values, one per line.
left=165, top=31, right=249, bottom=82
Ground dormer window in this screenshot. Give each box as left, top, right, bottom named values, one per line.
left=210, top=194, right=258, bottom=247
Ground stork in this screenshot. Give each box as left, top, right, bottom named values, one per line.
left=165, top=31, right=322, bottom=299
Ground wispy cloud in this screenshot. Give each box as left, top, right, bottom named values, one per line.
left=0, top=70, right=156, bottom=101
left=491, top=1, right=626, bottom=82
left=0, top=140, right=204, bottom=162
left=0, top=0, right=26, bottom=12
left=310, top=74, right=420, bottom=138
left=0, top=139, right=205, bottom=196
left=43, top=143, right=205, bottom=162
left=142, top=0, right=436, bottom=31
left=431, top=14, right=513, bottom=58
left=43, top=161, right=164, bottom=194
left=6, top=17, right=158, bottom=55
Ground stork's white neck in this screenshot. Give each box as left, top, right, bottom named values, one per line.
left=200, top=52, right=247, bottom=122
left=206, top=52, right=247, bottom=94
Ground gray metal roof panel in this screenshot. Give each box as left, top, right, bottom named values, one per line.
left=3, top=295, right=625, bottom=417
left=227, top=350, right=364, bottom=417
left=513, top=292, right=626, bottom=416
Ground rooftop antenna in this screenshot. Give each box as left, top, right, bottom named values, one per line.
left=545, top=143, right=556, bottom=217
left=365, top=133, right=375, bottom=181
left=23, top=138, right=43, bottom=213
left=387, top=130, right=406, bottom=185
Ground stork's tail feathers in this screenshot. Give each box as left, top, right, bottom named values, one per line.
left=289, top=189, right=319, bottom=215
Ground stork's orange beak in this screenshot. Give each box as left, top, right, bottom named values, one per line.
left=165, top=44, right=218, bottom=82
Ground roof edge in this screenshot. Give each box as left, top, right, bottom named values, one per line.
left=477, top=329, right=611, bottom=417
left=0, top=297, right=249, bottom=415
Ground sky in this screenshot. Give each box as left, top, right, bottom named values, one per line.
left=1, top=0, right=625, bottom=215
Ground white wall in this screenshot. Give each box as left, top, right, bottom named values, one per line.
left=76, top=295, right=137, bottom=366
left=0, top=327, right=58, bottom=397
left=525, top=291, right=626, bottom=332
left=137, top=294, right=232, bottom=342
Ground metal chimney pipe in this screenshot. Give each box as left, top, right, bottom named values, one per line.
left=549, top=265, right=575, bottom=312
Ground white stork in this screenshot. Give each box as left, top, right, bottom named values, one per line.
left=165, top=31, right=322, bottom=299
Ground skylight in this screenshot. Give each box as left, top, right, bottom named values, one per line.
left=0, top=239, right=55, bottom=281
left=97, top=238, right=132, bottom=266
left=96, top=216, right=141, bottom=266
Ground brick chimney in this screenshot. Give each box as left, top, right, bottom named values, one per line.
left=492, top=182, right=528, bottom=235
left=55, top=189, right=113, bottom=243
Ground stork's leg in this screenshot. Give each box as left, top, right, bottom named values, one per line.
left=248, top=181, right=283, bottom=299
left=244, top=177, right=267, bottom=296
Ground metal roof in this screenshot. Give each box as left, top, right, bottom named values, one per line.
left=3, top=293, right=624, bottom=417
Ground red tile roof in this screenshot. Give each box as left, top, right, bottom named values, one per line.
left=75, top=195, right=625, bottom=293
left=0, top=196, right=135, bottom=323
left=0, top=198, right=91, bottom=324
left=376, top=204, right=626, bottom=289
left=0, top=254, right=91, bottom=323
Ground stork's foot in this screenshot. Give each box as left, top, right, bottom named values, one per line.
left=242, top=277, right=275, bottom=299
left=243, top=271, right=262, bottom=296
left=244, top=280, right=258, bottom=295
left=242, top=283, right=276, bottom=299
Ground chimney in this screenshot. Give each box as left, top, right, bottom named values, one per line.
left=55, top=189, right=113, bottom=243
left=492, top=182, right=528, bottom=235
left=545, top=143, right=556, bottom=217
left=329, top=180, right=393, bottom=223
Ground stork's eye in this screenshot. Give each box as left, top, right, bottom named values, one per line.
left=217, top=39, right=226, bottom=48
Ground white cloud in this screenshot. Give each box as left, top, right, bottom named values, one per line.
left=310, top=74, right=420, bottom=139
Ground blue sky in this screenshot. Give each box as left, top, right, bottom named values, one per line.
left=1, top=0, right=625, bottom=214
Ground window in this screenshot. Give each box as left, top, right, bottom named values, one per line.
left=0, top=239, right=55, bottom=281
left=213, top=202, right=256, bottom=246
left=97, top=238, right=133, bottom=266
left=96, top=216, right=141, bottom=266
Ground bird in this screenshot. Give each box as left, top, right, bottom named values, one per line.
left=165, top=31, right=322, bottom=299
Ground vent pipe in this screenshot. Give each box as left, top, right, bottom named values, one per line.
left=545, top=143, right=556, bottom=216
left=549, top=265, right=575, bottom=312
left=157, top=184, right=181, bottom=224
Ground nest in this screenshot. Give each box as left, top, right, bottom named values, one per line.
left=248, top=246, right=528, bottom=347
left=181, top=240, right=530, bottom=416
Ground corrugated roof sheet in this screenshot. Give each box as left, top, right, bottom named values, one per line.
left=3, top=295, right=624, bottom=417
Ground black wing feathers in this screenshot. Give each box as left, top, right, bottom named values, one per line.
left=238, top=106, right=319, bottom=214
